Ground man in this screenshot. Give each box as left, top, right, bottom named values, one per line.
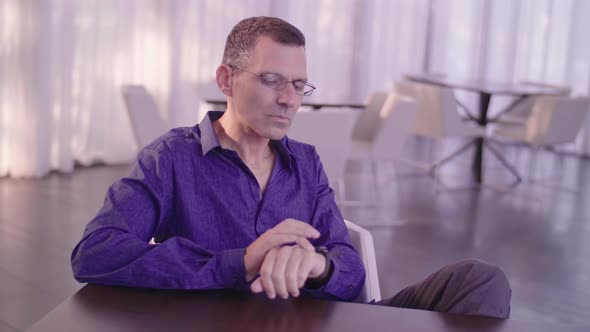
left=72, top=16, right=511, bottom=318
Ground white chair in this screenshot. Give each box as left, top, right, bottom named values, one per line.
left=287, top=108, right=358, bottom=199
left=122, top=85, right=168, bottom=149
left=490, top=95, right=538, bottom=125
left=344, top=219, right=381, bottom=303
left=396, top=81, right=483, bottom=142
left=348, top=91, right=418, bottom=199
left=490, top=95, right=590, bottom=184
left=490, top=81, right=570, bottom=125
left=349, top=92, right=417, bottom=162
left=395, top=80, right=522, bottom=182
left=350, top=91, right=388, bottom=142
left=492, top=96, right=590, bottom=146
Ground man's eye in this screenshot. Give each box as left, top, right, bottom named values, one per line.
left=261, top=74, right=282, bottom=85
left=293, top=81, right=306, bottom=91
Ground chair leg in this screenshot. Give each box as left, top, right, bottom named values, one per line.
left=528, top=147, right=538, bottom=179
left=395, top=158, right=432, bottom=172
left=522, top=147, right=579, bottom=194
left=483, top=142, right=522, bottom=183
left=431, top=139, right=527, bottom=194
left=430, top=140, right=475, bottom=173
left=335, top=164, right=378, bottom=208
left=371, top=160, right=380, bottom=203
left=336, top=177, right=346, bottom=201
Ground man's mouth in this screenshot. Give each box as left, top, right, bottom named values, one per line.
left=269, top=115, right=290, bottom=121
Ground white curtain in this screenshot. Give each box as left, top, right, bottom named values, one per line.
left=0, top=0, right=274, bottom=178
left=1, top=0, right=590, bottom=178
left=427, top=0, right=590, bottom=154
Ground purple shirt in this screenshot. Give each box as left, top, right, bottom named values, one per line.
left=71, top=111, right=365, bottom=301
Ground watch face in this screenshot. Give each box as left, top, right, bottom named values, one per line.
left=315, top=246, right=328, bottom=255
left=309, top=246, right=333, bottom=286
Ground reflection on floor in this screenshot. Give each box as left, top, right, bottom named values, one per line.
left=0, top=138, right=589, bottom=331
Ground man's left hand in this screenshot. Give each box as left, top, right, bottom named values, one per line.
left=250, top=240, right=326, bottom=299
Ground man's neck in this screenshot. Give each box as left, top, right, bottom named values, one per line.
left=214, top=110, right=273, bottom=165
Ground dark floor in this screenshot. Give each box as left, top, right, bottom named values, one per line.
left=1, top=138, right=589, bottom=331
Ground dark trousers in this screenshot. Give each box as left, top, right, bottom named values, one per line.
left=375, top=259, right=511, bottom=319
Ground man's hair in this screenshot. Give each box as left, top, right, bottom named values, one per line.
left=222, top=16, right=305, bottom=69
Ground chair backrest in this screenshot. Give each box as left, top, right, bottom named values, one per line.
left=350, top=91, right=388, bottom=141
left=501, top=82, right=570, bottom=120
left=287, top=108, right=357, bottom=180
left=525, top=96, right=590, bottom=145
left=426, top=84, right=472, bottom=136
left=121, top=85, right=168, bottom=149
left=344, top=219, right=381, bottom=303
left=396, top=80, right=443, bottom=137
left=505, top=95, right=537, bottom=118
left=396, top=80, right=479, bottom=138
left=370, top=92, right=417, bottom=161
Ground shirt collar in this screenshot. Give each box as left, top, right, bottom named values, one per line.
left=196, top=111, right=294, bottom=170
left=271, top=137, right=294, bottom=171
left=197, top=111, right=224, bottom=155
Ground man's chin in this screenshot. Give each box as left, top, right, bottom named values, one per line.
left=264, top=128, right=289, bottom=140
left=267, top=132, right=287, bottom=140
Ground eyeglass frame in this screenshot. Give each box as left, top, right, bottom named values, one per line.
left=228, top=64, right=316, bottom=96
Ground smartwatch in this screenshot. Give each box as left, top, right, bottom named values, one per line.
left=304, top=246, right=334, bottom=289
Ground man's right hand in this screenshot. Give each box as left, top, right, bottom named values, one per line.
left=244, top=218, right=320, bottom=281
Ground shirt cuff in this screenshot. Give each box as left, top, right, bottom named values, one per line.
left=302, top=256, right=359, bottom=300
left=304, top=250, right=333, bottom=289
left=216, top=248, right=248, bottom=289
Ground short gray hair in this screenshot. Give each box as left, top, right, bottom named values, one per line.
left=222, top=16, right=306, bottom=69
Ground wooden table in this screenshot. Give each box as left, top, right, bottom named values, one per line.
left=28, top=284, right=586, bottom=332
left=204, top=98, right=365, bottom=110
left=404, top=74, right=567, bottom=183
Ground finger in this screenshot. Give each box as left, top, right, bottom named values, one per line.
left=285, top=248, right=304, bottom=297
left=295, top=237, right=315, bottom=252
left=259, top=248, right=278, bottom=299
left=273, top=219, right=320, bottom=239
left=272, top=246, right=293, bottom=299
left=251, top=277, right=263, bottom=293
left=265, top=234, right=314, bottom=250
left=297, top=251, right=317, bottom=288
left=246, top=233, right=315, bottom=280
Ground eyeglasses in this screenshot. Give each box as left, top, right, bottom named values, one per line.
left=229, top=65, right=316, bottom=96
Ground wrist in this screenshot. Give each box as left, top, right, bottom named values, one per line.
left=243, top=251, right=257, bottom=282
left=309, top=252, right=327, bottom=278
left=305, top=247, right=333, bottom=289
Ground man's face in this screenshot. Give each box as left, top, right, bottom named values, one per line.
left=230, top=35, right=307, bottom=140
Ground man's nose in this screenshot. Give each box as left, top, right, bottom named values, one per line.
left=276, top=83, right=299, bottom=107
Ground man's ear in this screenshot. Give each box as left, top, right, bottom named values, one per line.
left=216, top=64, right=233, bottom=97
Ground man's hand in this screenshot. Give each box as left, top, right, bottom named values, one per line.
left=244, top=218, right=320, bottom=281
left=250, top=240, right=327, bottom=299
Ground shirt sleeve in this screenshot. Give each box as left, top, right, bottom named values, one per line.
left=70, top=144, right=249, bottom=290
left=301, top=148, right=366, bottom=301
